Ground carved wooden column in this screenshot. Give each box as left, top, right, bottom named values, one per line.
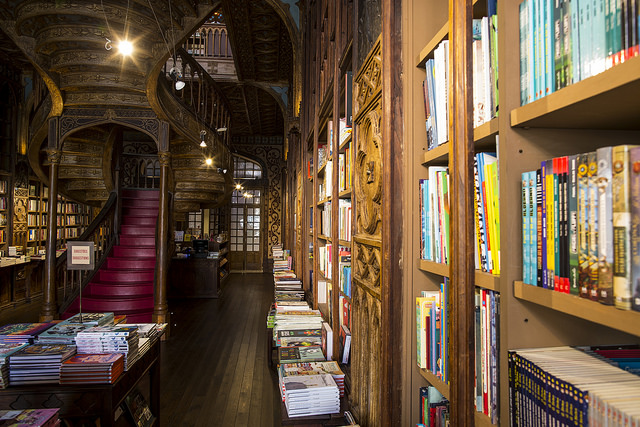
left=449, top=0, right=475, bottom=424
left=41, top=120, right=61, bottom=321
left=153, top=122, right=170, bottom=324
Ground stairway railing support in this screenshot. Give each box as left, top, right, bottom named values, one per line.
left=153, top=122, right=170, bottom=325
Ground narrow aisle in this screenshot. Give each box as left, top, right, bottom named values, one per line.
left=160, top=273, right=281, bottom=427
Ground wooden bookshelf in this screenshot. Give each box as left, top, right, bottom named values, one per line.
left=418, top=259, right=450, bottom=277
left=475, top=412, right=495, bottom=427
left=422, top=118, right=499, bottom=166
left=510, top=55, right=640, bottom=129
left=418, top=368, right=450, bottom=400
left=514, top=281, right=640, bottom=338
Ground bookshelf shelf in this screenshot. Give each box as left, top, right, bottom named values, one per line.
left=416, top=22, right=448, bottom=67
left=317, top=234, right=331, bottom=241
left=510, top=55, right=640, bottom=129
left=422, top=143, right=449, bottom=166
left=418, top=368, right=450, bottom=400
left=338, top=189, right=351, bottom=199
left=422, top=119, right=499, bottom=166
left=474, top=412, right=494, bottom=427
left=317, top=161, right=328, bottom=175
left=475, top=271, right=500, bottom=292
left=338, top=239, right=350, bottom=246
left=418, top=259, right=449, bottom=277
left=317, top=197, right=332, bottom=206
left=339, top=134, right=352, bottom=151
left=513, top=281, right=640, bottom=338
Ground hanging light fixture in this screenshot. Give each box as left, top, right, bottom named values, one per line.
left=169, top=67, right=185, bottom=90
left=200, top=130, right=207, bottom=147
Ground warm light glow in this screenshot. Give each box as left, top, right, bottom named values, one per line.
left=235, top=183, right=242, bottom=190
left=119, top=40, right=133, bottom=56
left=175, top=80, right=185, bottom=90
left=205, top=158, right=213, bottom=166
left=200, top=140, right=207, bottom=148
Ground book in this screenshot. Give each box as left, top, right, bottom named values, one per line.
left=124, top=388, right=155, bottom=427
left=612, top=145, right=634, bottom=309
left=0, top=408, right=59, bottom=427
left=578, top=153, right=590, bottom=297
left=321, top=322, right=333, bottom=361
left=340, top=324, right=351, bottom=364
left=597, top=146, right=615, bottom=304
left=629, top=146, right=640, bottom=312
left=279, top=346, right=325, bottom=364
left=587, top=151, right=599, bottom=300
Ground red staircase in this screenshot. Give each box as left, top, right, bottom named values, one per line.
left=63, top=189, right=158, bottom=323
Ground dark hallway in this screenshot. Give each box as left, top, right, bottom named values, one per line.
left=160, top=273, right=281, bottom=427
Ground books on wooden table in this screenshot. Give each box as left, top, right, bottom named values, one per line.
left=75, top=325, right=139, bottom=371
left=279, top=361, right=345, bottom=398
left=0, top=408, right=60, bottom=427
left=8, top=344, right=76, bottom=386
left=0, top=323, right=54, bottom=344
left=60, top=353, right=124, bottom=384
left=0, top=343, right=28, bottom=389
left=63, top=312, right=115, bottom=326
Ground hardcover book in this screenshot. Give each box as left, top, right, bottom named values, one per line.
left=596, top=146, right=615, bottom=304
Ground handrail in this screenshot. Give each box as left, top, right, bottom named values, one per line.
left=57, top=191, right=118, bottom=315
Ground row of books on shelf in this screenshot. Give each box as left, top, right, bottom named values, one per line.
left=338, top=148, right=352, bottom=193
left=416, top=280, right=450, bottom=382
left=0, top=230, right=5, bottom=244
left=56, top=228, right=80, bottom=239
left=520, top=145, right=640, bottom=311
left=0, top=313, right=166, bottom=388
left=420, top=151, right=501, bottom=274
left=519, top=0, right=639, bottom=106
left=27, top=213, right=47, bottom=227
left=423, top=15, right=498, bottom=150
left=56, top=201, right=86, bottom=214
left=0, top=408, right=60, bottom=427
left=339, top=254, right=352, bottom=298
left=318, top=243, right=333, bottom=279
left=509, top=345, right=640, bottom=426
left=0, top=180, right=6, bottom=194
left=338, top=199, right=352, bottom=241
left=321, top=202, right=332, bottom=236
left=28, top=183, right=49, bottom=198
left=0, top=196, right=7, bottom=210
left=0, top=212, right=6, bottom=226
left=475, top=288, right=500, bottom=423
left=319, top=160, right=333, bottom=200
left=28, top=228, right=46, bottom=242
left=417, top=386, right=449, bottom=427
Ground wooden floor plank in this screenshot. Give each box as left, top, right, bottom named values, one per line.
left=160, top=273, right=279, bottom=427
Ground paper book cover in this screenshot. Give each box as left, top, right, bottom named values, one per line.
left=64, top=312, right=113, bottom=325
left=587, top=151, right=600, bottom=300
left=63, top=353, right=124, bottom=366
left=546, top=158, right=555, bottom=290
left=0, top=323, right=53, bottom=338
left=10, top=344, right=76, bottom=359
left=38, top=323, right=92, bottom=340
left=522, top=172, right=530, bottom=284
left=612, top=145, right=633, bottom=309
left=283, top=373, right=336, bottom=392
left=536, top=168, right=543, bottom=287
left=596, top=146, right=615, bottom=304
left=0, top=408, right=59, bottom=427
left=568, top=155, right=579, bottom=294
left=577, top=153, right=590, bottom=298
left=0, top=343, right=28, bottom=361
left=629, top=146, right=640, bottom=312
left=529, top=170, right=538, bottom=287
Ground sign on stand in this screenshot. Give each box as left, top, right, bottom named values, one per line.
left=66, top=241, right=95, bottom=323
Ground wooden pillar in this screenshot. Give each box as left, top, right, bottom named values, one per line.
left=153, top=121, right=170, bottom=324
left=41, top=119, right=61, bottom=321
left=448, top=0, right=475, bottom=424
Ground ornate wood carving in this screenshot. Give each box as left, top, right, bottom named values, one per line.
left=354, top=107, right=382, bottom=238
left=353, top=239, right=382, bottom=295
left=59, top=109, right=159, bottom=141
left=351, top=283, right=382, bottom=427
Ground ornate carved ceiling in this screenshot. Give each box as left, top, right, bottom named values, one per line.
left=0, top=0, right=293, bottom=143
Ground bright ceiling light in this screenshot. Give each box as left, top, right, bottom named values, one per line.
left=119, top=40, right=133, bottom=56
left=200, top=140, right=207, bottom=148
left=175, top=80, right=185, bottom=90
left=205, top=158, right=213, bottom=166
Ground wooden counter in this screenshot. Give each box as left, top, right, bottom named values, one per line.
left=168, top=257, right=223, bottom=299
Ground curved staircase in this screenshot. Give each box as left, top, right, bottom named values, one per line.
left=63, top=189, right=158, bottom=323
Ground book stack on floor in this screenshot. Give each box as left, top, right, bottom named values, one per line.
left=274, top=308, right=325, bottom=364
left=59, top=353, right=125, bottom=384
left=75, top=325, right=139, bottom=371
left=0, top=343, right=28, bottom=389
left=8, top=344, right=76, bottom=385
left=279, top=361, right=345, bottom=398
left=281, top=373, right=341, bottom=418
left=509, top=346, right=640, bottom=425
left=0, top=408, right=60, bottom=426
left=0, top=323, right=54, bottom=345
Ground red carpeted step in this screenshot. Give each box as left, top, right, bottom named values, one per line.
left=122, top=216, right=157, bottom=226
left=119, top=236, right=155, bottom=247
left=120, top=225, right=155, bottom=236
left=87, top=281, right=154, bottom=297
left=120, top=310, right=154, bottom=323
left=79, top=295, right=154, bottom=312
left=106, top=257, right=155, bottom=270
left=112, top=246, right=156, bottom=258
left=121, top=189, right=159, bottom=200
left=99, top=269, right=154, bottom=283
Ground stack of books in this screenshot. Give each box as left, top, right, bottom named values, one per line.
left=281, top=374, right=340, bottom=418
left=279, top=345, right=325, bottom=364
left=122, top=323, right=167, bottom=357
left=8, top=343, right=76, bottom=385
left=0, top=342, right=28, bottom=389
left=60, top=353, right=124, bottom=384
left=279, top=361, right=346, bottom=398
left=64, top=312, right=115, bottom=326
left=37, top=322, right=93, bottom=345
left=0, top=323, right=54, bottom=344
left=0, top=408, right=60, bottom=426
left=75, top=325, right=139, bottom=371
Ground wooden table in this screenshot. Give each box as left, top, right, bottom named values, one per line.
left=0, top=340, right=161, bottom=426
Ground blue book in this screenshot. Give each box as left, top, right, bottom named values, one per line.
left=522, top=172, right=531, bottom=284
left=592, top=0, right=606, bottom=74
left=546, top=0, right=556, bottom=95
left=528, top=171, right=538, bottom=286
left=521, top=1, right=530, bottom=105
left=571, top=0, right=581, bottom=82
left=541, top=161, right=548, bottom=288
left=425, top=59, right=438, bottom=147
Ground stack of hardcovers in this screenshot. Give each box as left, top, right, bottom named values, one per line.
left=0, top=342, right=28, bottom=389
left=8, top=344, right=76, bottom=385
left=279, top=361, right=346, bottom=398
left=273, top=310, right=323, bottom=340
left=60, top=353, right=124, bottom=384
left=278, top=345, right=325, bottom=364
left=0, top=323, right=54, bottom=344
left=0, top=408, right=60, bottom=427
left=36, top=322, right=93, bottom=345
left=75, top=325, right=139, bottom=370
left=122, top=323, right=167, bottom=357
left=281, top=373, right=340, bottom=418
left=64, top=312, right=115, bottom=326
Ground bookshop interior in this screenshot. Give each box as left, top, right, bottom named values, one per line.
left=0, top=0, right=639, bottom=426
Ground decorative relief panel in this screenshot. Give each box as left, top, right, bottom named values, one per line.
left=354, top=106, right=382, bottom=238
left=353, top=240, right=381, bottom=294
left=235, top=143, right=283, bottom=260
left=353, top=40, right=382, bottom=120
left=351, top=284, right=382, bottom=427
left=59, top=109, right=159, bottom=141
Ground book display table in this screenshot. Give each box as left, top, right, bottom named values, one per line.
left=0, top=339, right=160, bottom=426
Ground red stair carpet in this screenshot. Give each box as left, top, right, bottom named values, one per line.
left=63, top=189, right=158, bottom=323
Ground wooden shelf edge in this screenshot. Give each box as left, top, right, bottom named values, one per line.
left=339, top=134, right=352, bottom=151
left=422, top=143, right=449, bottom=165
left=475, top=271, right=500, bottom=292
left=514, top=281, right=640, bottom=337
left=338, top=239, right=351, bottom=246
left=416, top=22, right=449, bottom=67
left=418, top=368, right=450, bottom=400
left=338, top=189, right=352, bottom=198
left=422, top=119, right=499, bottom=165
left=475, top=412, right=496, bottom=427
left=418, top=259, right=450, bottom=277
left=317, top=235, right=331, bottom=241
left=510, top=55, right=640, bottom=128
left=474, top=118, right=499, bottom=143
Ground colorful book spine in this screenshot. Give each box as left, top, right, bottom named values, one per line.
left=568, top=155, right=580, bottom=294
left=596, top=146, right=615, bottom=304
left=523, top=172, right=531, bottom=284
left=541, top=161, right=548, bottom=288
left=587, top=151, right=599, bottom=300
left=536, top=168, right=543, bottom=287
left=612, top=145, right=633, bottom=310
left=630, top=146, right=640, bottom=312
left=547, top=159, right=556, bottom=290
left=578, top=153, right=590, bottom=298
left=529, top=171, right=538, bottom=286
left=553, top=157, right=561, bottom=290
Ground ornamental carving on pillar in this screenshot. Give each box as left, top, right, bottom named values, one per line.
left=158, top=151, right=172, bottom=167
left=46, top=148, right=62, bottom=164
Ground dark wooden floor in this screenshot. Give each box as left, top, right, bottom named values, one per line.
left=159, top=273, right=281, bottom=427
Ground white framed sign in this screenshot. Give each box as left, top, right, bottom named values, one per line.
left=66, top=241, right=95, bottom=270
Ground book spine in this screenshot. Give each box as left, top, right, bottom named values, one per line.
left=597, top=147, right=615, bottom=304
left=568, top=155, right=580, bottom=294
left=553, top=157, right=561, bottom=290
left=587, top=151, right=599, bottom=300
left=476, top=157, right=488, bottom=271
left=523, top=173, right=530, bottom=284
left=571, top=0, right=581, bottom=82
left=578, top=154, right=590, bottom=298
left=563, top=0, right=573, bottom=84
left=555, top=0, right=565, bottom=89
left=530, top=171, right=539, bottom=286
left=629, top=146, right=640, bottom=311
left=612, top=145, right=632, bottom=309
left=593, top=0, right=607, bottom=74
left=536, top=169, right=543, bottom=287
left=547, top=159, right=556, bottom=290
left=562, top=156, right=570, bottom=293
left=541, top=161, right=548, bottom=288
